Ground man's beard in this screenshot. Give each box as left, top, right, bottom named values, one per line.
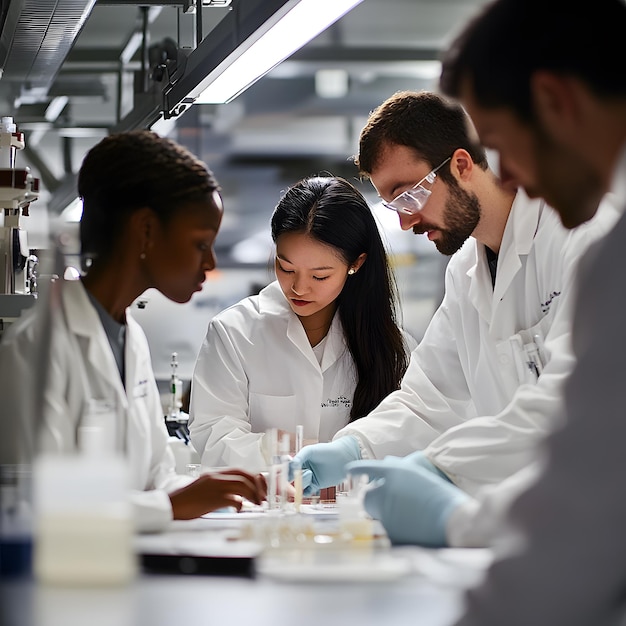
left=414, top=180, right=481, bottom=255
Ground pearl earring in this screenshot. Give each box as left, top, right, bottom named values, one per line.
left=140, top=252, right=146, bottom=260
left=348, top=268, right=355, bottom=275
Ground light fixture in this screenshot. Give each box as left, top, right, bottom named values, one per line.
left=150, top=115, right=178, bottom=138
left=44, top=96, right=69, bottom=123
left=120, top=32, right=143, bottom=65
left=315, top=68, right=349, bottom=99
left=59, top=197, right=83, bottom=223
left=192, top=0, right=363, bottom=105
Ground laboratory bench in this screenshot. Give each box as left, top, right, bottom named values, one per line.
left=1, top=507, right=493, bottom=626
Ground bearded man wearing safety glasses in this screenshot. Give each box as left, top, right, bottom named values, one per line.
left=291, top=90, right=619, bottom=547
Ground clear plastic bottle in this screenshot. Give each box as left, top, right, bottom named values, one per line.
left=33, top=402, right=136, bottom=586
left=337, top=473, right=374, bottom=546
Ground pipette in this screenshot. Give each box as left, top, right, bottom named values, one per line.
left=266, top=428, right=278, bottom=510
left=279, top=433, right=290, bottom=512
left=293, top=424, right=304, bottom=512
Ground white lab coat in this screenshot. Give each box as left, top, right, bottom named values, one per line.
left=454, top=147, right=626, bottom=626
left=446, top=462, right=542, bottom=548
left=335, top=190, right=619, bottom=495
left=0, top=280, right=191, bottom=533
left=188, top=281, right=416, bottom=472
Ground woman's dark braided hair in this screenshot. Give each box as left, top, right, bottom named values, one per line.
left=78, top=130, right=220, bottom=264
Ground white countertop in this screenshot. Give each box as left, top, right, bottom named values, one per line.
left=1, top=506, right=493, bottom=626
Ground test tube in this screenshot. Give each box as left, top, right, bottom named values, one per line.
left=266, top=428, right=278, bottom=510
left=279, top=433, right=290, bottom=512
left=295, top=425, right=303, bottom=454
left=293, top=461, right=303, bottom=513
left=293, top=424, right=304, bottom=513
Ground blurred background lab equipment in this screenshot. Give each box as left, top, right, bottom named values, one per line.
left=164, top=351, right=192, bottom=443
left=0, top=116, right=40, bottom=339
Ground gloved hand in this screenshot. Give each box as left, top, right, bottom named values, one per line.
left=382, top=450, right=452, bottom=483
left=345, top=459, right=470, bottom=547
left=289, top=436, right=361, bottom=495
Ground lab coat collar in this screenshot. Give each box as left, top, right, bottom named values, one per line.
left=502, top=189, right=543, bottom=256
left=491, top=190, right=543, bottom=304
left=286, top=305, right=346, bottom=373
left=320, top=314, right=347, bottom=373
left=467, top=191, right=543, bottom=320
left=259, top=281, right=346, bottom=372
left=61, top=280, right=129, bottom=406
left=258, top=280, right=292, bottom=316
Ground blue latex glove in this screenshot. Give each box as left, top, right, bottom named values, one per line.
left=345, top=459, right=470, bottom=547
left=289, top=436, right=361, bottom=495
left=382, top=450, right=453, bottom=483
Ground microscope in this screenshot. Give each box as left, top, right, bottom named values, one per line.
left=0, top=116, right=40, bottom=338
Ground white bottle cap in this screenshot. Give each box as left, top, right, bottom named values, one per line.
left=1, top=117, right=16, bottom=133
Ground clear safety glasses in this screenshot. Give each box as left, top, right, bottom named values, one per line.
left=382, top=156, right=452, bottom=215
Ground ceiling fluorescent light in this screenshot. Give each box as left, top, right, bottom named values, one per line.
left=315, top=68, right=349, bottom=98
left=59, top=197, right=83, bottom=223
left=193, top=0, right=363, bottom=105
left=150, top=115, right=178, bottom=137
left=120, top=32, right=143, bottom=65
left=44, top=96, right=69, bottom=122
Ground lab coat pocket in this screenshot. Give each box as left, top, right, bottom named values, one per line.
left=524, top=316, right=549, bottom=366
left=506, top=322, right=548, bottom=385
left=249, top=392, right=298, bottom=433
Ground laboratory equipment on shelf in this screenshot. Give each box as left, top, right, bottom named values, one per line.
left=0, top=116, right=40, bottom=337
left=167, top=351, right=183, bottom=419
left=163, top=351, right=194, bottom=472
left=164, top=352, right=189, bottom=442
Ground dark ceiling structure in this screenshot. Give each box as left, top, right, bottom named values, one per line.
left=0, top=0, right=490, bottom=263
